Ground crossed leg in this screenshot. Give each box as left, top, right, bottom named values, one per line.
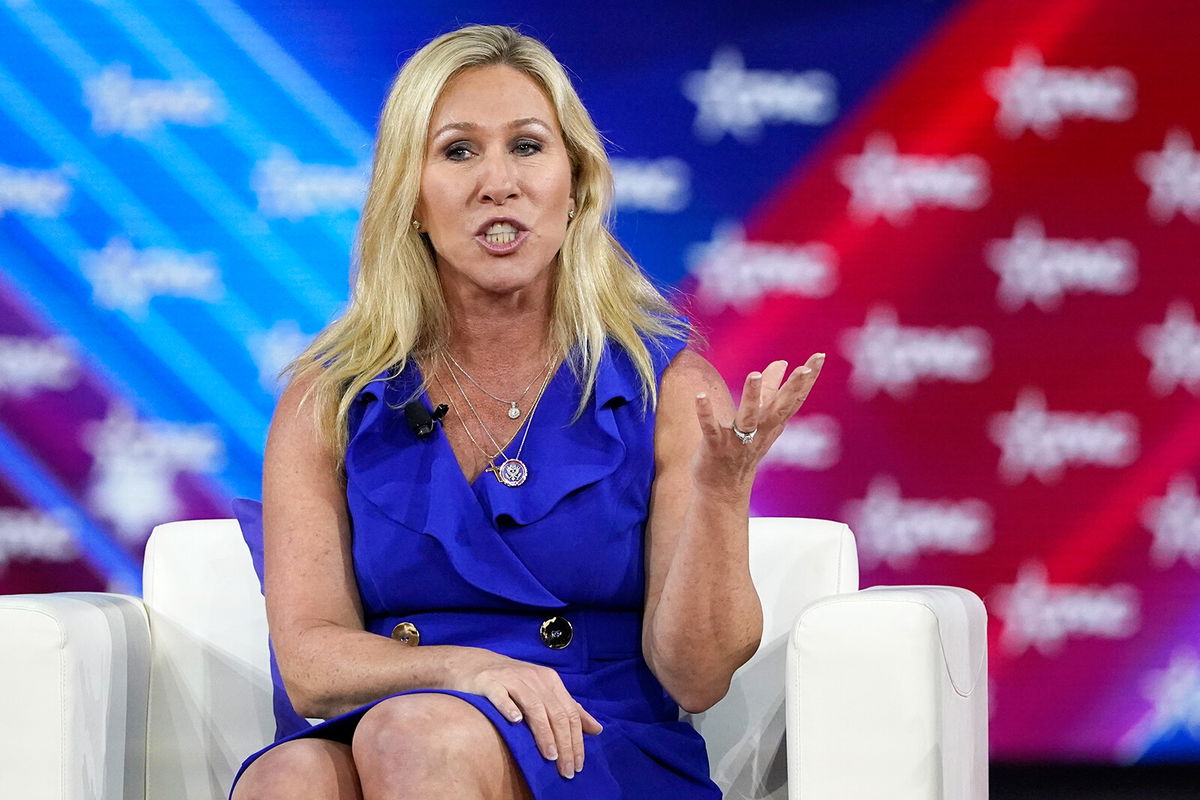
left=231, top=694, right=533, bottom=800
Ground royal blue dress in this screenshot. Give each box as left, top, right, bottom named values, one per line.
left=228, top=331, right=721, bottom=799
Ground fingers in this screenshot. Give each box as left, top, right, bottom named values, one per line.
left=507, top=675, right=586, bottom=779
left=694, top=392, right=721, bottom=440
left=768, top=353, right=824, bottom=424
left=485, top=687, right=525, bottom=724
left=736, top=371, right=764, bottom=434
left=578, top=702, right=604, bottom=735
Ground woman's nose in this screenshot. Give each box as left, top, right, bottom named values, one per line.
left=477, top=151, right=519, bottom=204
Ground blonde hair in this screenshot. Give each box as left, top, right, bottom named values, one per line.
left=283, top=24, right=687, bottom=475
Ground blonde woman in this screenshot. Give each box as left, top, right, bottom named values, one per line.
left=230, top=23, right=823, bottom=800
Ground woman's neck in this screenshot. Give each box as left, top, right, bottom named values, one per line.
left=438, top=278, right=555, bottom=373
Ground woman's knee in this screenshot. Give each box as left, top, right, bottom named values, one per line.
left=352, top=693, right=498, bottom=766
left=231, top=738, right=360, bottom=800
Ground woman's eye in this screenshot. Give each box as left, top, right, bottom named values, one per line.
left=514, top=140, right=542, bottom=155
left=445, top=144, right=472, bottom=161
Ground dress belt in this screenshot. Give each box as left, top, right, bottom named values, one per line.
left=366, top=607, right=645, bottom=672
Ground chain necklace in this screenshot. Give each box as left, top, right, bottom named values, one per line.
left=438, top=353, right=556, bottom=487
left=443, top=350, right=554, bottom=420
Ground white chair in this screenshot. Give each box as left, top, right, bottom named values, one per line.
left=0, top=518, right=987, bottom=799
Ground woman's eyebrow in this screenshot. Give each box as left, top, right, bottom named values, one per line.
left=431, top=117, right=554, bottom=141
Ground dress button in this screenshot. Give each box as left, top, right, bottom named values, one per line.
left=390, top=621, right=420, bottom=647
left=539, top=616, right=573, bottom=649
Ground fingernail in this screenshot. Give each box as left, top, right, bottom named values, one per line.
left=750, top=372, right=762, bottom=380
left=509, top=711, right=522, bottom=722
left=815, top=353, right=826, bottom=361
left=799, top=366, right=813, bottom=374
left=696, top=392, right=707, bottom=399
left=546, top=749, right=558, bottom=761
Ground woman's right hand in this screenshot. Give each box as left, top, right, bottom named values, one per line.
left=443, top=646, right=603, bottom=779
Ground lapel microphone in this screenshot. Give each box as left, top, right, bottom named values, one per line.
left=404, top=401, right=449, bottom=438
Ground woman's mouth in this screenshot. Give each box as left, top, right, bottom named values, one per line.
left=475, top=222, right=530, bottom=254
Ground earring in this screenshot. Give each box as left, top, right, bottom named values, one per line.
left=411, top=219, right=421, bottom=231
left=567, top=210, right=575, bottom=220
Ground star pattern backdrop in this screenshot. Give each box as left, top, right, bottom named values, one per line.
left=2, top=0, right=1199, bottom=764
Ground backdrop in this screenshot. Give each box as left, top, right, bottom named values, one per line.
left=1, top=0, right=1198, bottom=765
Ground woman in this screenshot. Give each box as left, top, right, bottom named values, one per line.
left=231, top=23, right=823, bottom=800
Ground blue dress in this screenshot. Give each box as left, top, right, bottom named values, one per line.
left=229, top=331, right=720, bottom=799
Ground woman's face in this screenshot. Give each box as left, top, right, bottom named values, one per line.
left=416, top=64, right=575, bottom=300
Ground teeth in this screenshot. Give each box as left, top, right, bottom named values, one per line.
left=485, top=231, right=516, bottom=245
left=485, top=222, right=518, bottom=235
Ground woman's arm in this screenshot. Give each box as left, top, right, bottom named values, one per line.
left=641, top=349, right=824, bottom=713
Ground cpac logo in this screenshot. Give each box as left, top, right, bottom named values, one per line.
left=840, top=306, right=990, bottom=399
left=989, top=389, right=1138, bottom=484
left=1117, top=648, right=1200, bottom=763
left=0, top=164, right=71, bottom=218
left=682, top=47, right=837, bottom=143
left=843, top=476, right=992, bottom=569
left=82, top=406, right=223, bottom=543
left=81, top=236, right=223, bottom=317
left=837, top=134, right=989, bottom=225
left=83, top=64, right=225, bottom=138
left=985, top=47, right=1136, bottom=139
left=1139, top=300, right=1200, bottom=395
left=0, top=508, right=76, bottom=567
left=610, top=157, right=690, bottom=213
left=985, top=217, right=1136, bottom=311
left=688, top=222, right=837, bottom=311
left=0, top=336, right=78, bottom=397
left=248, top=320, right=313, bottom=393
left=1137, top=128, right=1200, bottom=224
left=759, top=415, right=840, bottom=470
left=1142, top=474, right=1200, bottom=570
left=252, top=147, right=368, bottom=220
left=992, top=561, right=1139, bottom=656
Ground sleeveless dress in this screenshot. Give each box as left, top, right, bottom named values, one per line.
left=227, top=330, right=722, bottom=799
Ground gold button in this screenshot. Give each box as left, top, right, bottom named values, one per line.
left=390, top=621, right=420, bottom=647
left=539, top=616, right=572, bottom=649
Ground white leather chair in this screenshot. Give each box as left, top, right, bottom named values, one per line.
left=0, top=518, right=987, bottom=799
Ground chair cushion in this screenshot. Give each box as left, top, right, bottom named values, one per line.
left=231, top=498, right=313, bottom=740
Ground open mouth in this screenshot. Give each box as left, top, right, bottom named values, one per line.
left=475, top=221, right=530, bottom=254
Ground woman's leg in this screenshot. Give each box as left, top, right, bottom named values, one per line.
left=352, top=694, right=534, bottom=800
left=231, top=738, right=362, bottom=800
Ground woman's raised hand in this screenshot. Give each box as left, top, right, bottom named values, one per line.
left=444, top=647, right=601, bottom=780
left=692, top=352, right=825, bottom=494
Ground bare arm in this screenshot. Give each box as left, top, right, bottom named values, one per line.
left=641, top=349, right=824, bottom=713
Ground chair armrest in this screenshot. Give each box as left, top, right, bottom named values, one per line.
left=0, top=592, right=151, bottom=800
left=786, top=585, right=988, bottom=800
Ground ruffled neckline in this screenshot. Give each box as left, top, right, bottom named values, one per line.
left=344, top=342, right=656, bottom=608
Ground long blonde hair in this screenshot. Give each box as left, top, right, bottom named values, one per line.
left=283, top=24, right=688, bottom=474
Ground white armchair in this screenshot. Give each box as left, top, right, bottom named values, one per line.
left=0, top=518, right=987, bottom=800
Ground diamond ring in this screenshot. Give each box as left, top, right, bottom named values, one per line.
left=732, top=425, right=757, bottom=445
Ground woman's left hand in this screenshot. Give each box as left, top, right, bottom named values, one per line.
left=692, top=352, right=825, bottom=496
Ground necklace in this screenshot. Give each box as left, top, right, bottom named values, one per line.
left=439, top=353, right=556, bottom=487
left=444, top=350, right=553, bottom=419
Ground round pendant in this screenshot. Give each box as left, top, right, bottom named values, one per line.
left=495, top=458, right=528, bottom=487
left=507, top=404, right=521, bottom=419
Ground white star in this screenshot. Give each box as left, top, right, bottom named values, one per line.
left=1139, top=300, right=1200, bottom=395
left=1136, top=128, right=1200, bottom=224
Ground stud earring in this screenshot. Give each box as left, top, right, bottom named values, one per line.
left=411, top=219, right=421, bottom=230
left=567, top=210, right=575, bottom=220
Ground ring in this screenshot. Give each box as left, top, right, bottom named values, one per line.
left=732, top=425, right=757, bottom=445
